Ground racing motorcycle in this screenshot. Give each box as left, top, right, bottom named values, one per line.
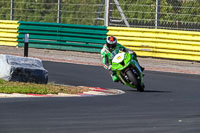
left=111, top=52, right=145, bottom=92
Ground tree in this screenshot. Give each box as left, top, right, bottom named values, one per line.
left=0, top=0, right=199, bottom=29
left=0, top=0, right=11, bottom=20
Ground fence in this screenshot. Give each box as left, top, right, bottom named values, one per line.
left=0, top=0, right=200, bottom=31
left=109, top=0, right=200, bottom=31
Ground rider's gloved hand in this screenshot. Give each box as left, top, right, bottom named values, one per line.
left=128, top=50, right=134, bottom=55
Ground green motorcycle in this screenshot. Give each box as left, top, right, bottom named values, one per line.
left=111, top=52, right=145, bottom=92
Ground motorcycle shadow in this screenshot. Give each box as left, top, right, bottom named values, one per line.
left=126, top=89, right=172, bottom=93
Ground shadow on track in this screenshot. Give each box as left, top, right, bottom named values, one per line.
left=126, top=89, right=172, bottom=93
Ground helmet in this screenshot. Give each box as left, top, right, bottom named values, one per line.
left=106, top=36, right=117, bottom=51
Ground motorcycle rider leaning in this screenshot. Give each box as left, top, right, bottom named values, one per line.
left=100, top=36, right=144, bottom=82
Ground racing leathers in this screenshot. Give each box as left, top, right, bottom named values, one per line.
left=101, top=43, right=142, bottom=82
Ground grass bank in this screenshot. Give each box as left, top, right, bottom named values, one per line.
left=0, top=79, right=88, bottom=94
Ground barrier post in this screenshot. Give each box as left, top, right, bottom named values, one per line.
left=57, top=0, right=61, bottom=23
left=24, top=34, right=29, bottom=57
left=155, top=0, right=161, bottom=28
left=104, top=0, right=110, bottom=26
left=10, top=0, right=14, bottom=20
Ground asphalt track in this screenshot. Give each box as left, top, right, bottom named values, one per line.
left=0, top=61, right=200, bottom=133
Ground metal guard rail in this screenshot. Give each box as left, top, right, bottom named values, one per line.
left=0, top=20, right=200, bottom=61
left=107, top=26, right=200, bottom=61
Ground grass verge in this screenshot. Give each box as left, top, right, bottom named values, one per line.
left=0, top=79, right=89, bottom=95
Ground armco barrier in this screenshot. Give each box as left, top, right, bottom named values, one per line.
left=0, top=20, right=19, bottom=46
left=17, top=21, right=108, bottom=53
left=1, top=20, right=200, bottom=61
left=107, top=27, right=200, bottom=61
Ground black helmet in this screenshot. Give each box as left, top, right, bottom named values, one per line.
left=106, top=36, right=117, bottom=51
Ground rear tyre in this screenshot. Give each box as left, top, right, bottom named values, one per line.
left=126, top=70, right=144, bottom=92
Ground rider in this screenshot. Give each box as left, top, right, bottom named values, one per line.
left=100, top=36, right=144, bottom=82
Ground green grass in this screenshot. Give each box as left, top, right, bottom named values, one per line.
left=0, top=79, right=88, bottom=94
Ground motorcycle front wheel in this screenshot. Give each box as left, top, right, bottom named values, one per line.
left=126, top=70, right=144, bottom=92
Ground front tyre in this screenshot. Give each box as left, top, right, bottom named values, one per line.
left=126, top=70, right=144, bottom=92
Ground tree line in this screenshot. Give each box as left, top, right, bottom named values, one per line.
left=0, top=0, right=199, bottom=30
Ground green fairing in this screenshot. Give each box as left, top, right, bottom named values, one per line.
left=111, top=52, right=144, bottom=90
left=111, top=53, right=132, bottom=70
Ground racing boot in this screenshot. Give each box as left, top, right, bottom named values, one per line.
left=132, top=55, right=144, bottom=72
left=140, top=65, right=145, bottom=72
left=111, top=72, right=119, bottom=82
left=136, top=59, right=144, bottom=72
left=136, top=61, right=144, bottom=72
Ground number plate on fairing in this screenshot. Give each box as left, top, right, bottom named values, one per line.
left=112, top=53, right=125, bottom=63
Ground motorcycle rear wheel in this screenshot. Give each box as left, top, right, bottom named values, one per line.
left=126, top=70, right=144, bottom=92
